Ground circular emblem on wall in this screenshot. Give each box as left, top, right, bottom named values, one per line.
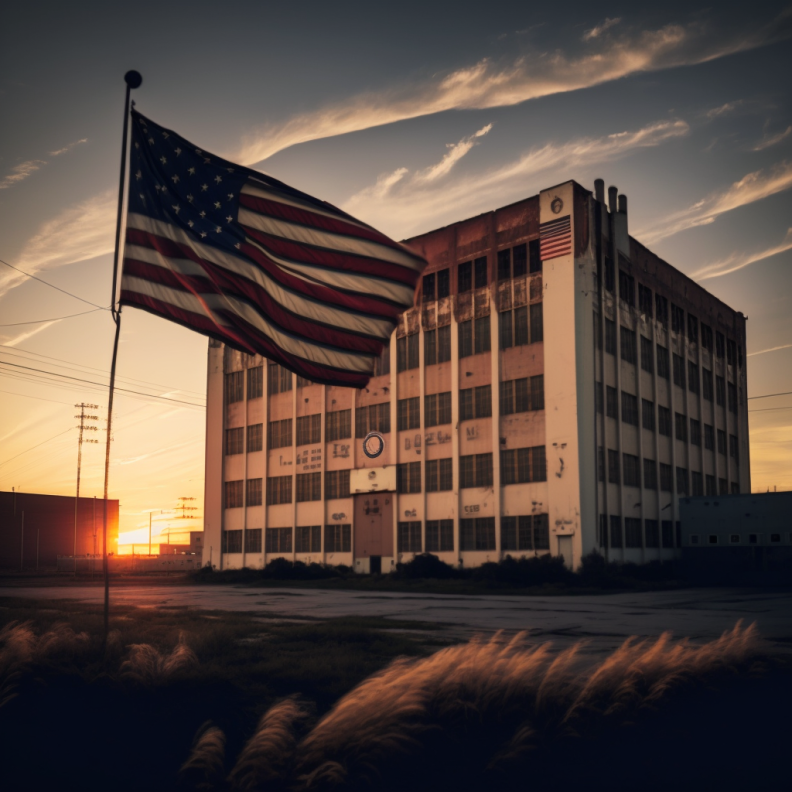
left=362, top=431, right=385, bottom=459
left=550, top=196, right=564, bottom=214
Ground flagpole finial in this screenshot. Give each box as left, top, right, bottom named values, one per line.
left=124, top=70, right=143, bottom=89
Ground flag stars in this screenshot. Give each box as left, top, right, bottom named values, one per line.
left=227, top=193, right=234, bottom=201
left=171, top=174, right=180, bottom=183
left=135, top=170, right=142, bottom=181
left=161, top=131, right=169, bottom=139
left=188, top=167, right=195, bottom=176
left=226, top=216, right=233, bottom=223
left=188, top=220, right=194, bottom=228
left=160, top=156, right=167, bottom=165
left=214, top=201, right=221, bottom=209
left=148, top=137, right=155, bottom=145
left=203, top=157, right=211, bottom=164
left=215, top=226, right=222, bottom=233
left=175, top=147, right=181, bottom=156
left=214, top=175, right=222, bottom=184
left=226, top=168, right=234, bottom=173
left=200, top=231, right=207, bottom=238
left=234, top=243, right=241, bottom=249
left=172, top=204, right=180, bottom=214
left=201, top=184, right=208, bottom=191
left=199, top=210, right=206, bottom=218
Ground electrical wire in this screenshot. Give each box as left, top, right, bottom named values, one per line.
left=0, top=427, right=74, bottom=470
left=0, top=308, right=105, bottom=326
left=0, top=389, right=76, bottom=406
left=747, top=390, right=792, bottom=401
left=0, top=257, right=110, bottom=310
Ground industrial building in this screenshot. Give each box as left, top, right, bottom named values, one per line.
left=202, top=179, right=750, bottom=572
left=0, top=490, right=119, bottom=569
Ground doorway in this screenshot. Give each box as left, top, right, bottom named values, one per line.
left=369, top=556, right=381, bottom=574
left=353, top=494, right=394, bottom=559
left=557, top=535, right=574, bottom=569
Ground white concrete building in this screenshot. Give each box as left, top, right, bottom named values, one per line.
left=202, top=179, right=750, bottom=572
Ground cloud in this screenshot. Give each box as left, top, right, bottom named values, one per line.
left=0, top=139, right=87, bottom=190
left=754, top=125, right=792, bottom=151
left=237, top=13, right=791, bottom=164
left=583, top=17, right=622, bottom=41
left=692, top=228, right=792, bottom=280
left=705, top=101, right=743, bottom=119
left=415, top=123, right=493, bottom=183
left=638, top=161, right=792, bottom=244
left=344, top=119, right=689, bottom=238
left=0, top=189, right=115, bottom=299
left=1, top=321, right=60, bottom=347
left=747, top=342, right=792, bottom=358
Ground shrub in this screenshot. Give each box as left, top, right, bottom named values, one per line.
left=393, top=553, right=460, bottom=580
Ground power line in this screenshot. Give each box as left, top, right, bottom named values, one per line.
left=0, top=427, right=74, bottom=470
left=0, top=389, right=76, bottom=406
left=0, top=308, right=104, bottom=327
left=0, top=361, right=206, bottom=407
left=0, top=257, right=110, bottom=311
left=747, top=390, right=792, bottom=401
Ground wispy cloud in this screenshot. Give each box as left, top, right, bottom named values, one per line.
left=1, top=321, right=60, bottom=347
left=747, top=342, right=792, bottom=358
left=705, top=100, right=743, bottom=119
left=583, top=17, right=622, bottom=41
left=691, top=228, right=792, bottom=280
left=0, top=189, right=115, bottom=299
left=344, top=119, right=689, bottom=238
left=0, top=139, right=87, bottom=190
left=754, top=125, right=792, bottom=151
left=638, top=161, right=792, bottom=244
left=415, top=124, right=493, bottom=183
left=237, top=13, right=791, bottom=164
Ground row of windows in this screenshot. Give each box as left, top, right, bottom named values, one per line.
left=600, top=515, right=681, bottom=550
left=689, top=533, right=786, bottom=546
left=598, top=449, right=739, bottom=494
left=221, top=524, right=350, bottom=554
left=396, top=513, right=550, bottom=553
left=225, top=470, right=351, bottom=507
left=606, top=273, right=743, bottom=366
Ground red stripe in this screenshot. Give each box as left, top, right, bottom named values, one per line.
left=239, top=192, right=415, bottom=258
left=122, top=255, right=389, bottom=355
left=242, top=226, right=419, bottom=287
left=119, top=290, right=374, bottom=388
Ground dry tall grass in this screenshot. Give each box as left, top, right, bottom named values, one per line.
left=120, top=632, right=198, bottom=685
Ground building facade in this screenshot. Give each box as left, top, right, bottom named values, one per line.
left=203, top=179, right=750, bottom=572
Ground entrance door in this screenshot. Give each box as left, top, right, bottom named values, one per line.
left=354, top=494, right=394, bottom=558
left=369, top=556, right=381, bottom=574
left=557, top=535, right=574, bottom=569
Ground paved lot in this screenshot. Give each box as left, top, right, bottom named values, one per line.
left=6, top=583, right=792, bottom=655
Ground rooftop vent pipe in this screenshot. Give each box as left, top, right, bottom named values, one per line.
left=618, top=194, right=628, bottom=215
left=594, top=178, right=605, bottom=203
left=608, top=186, right=618, bottom=214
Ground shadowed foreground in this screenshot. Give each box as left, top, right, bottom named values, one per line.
left=1, top=613, right=788, bottom=792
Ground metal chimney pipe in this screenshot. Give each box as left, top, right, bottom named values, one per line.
left=608, top=186, right=618, bottom=214
left=594, top=179, right=605, bottom=203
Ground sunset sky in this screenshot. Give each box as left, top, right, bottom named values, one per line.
left=1, top=1, right=791, bottom=544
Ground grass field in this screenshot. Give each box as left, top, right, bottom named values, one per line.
left=1, top=594, right=789, bottom=792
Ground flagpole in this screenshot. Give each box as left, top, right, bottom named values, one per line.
left=102, top=70, right=141, bottom=645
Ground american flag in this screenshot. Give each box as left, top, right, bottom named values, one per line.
left=120, top=111, right=426, bottom=387
left=539, top=215, right=572, bottom=261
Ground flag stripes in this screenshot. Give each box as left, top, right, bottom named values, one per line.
left=539, top=216, right=572, bottom=261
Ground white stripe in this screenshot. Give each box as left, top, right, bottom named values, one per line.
left=124, top=241, right=394, bottom=340
left=122, top=276, right=374, bottom=374
left=238, top=207, right=423, bottom=271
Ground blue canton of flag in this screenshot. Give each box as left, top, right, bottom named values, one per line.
left=121, top=110, right=426, bottom=387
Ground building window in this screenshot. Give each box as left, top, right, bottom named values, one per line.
left=501, top=375, right=543, bottom=414
left=423, top=272, right=436, bottom=300
left=501, top=514, right=548, bottom=551
left=266, top=476, right=292, bottom=505
left=645, top=519, right=659, bottom=548
left=296, top=376, right=312, bottom=388
left=708, top=535, right=718, bottom=545
left=460, top=517, right=495, bottom=551
left=729, top=433, right=739, bottom=462
left=671, top=304, right=685, bottom=335
left=397, top=397, right=421, bottom=431
left=514, top=244, right=528, bottom=277
left=423, top=268, right=450, bottom=301
left=619, top=271, right=635, bottom=306
left=497, top=249, right=511, bottom=281
left=501, top=446, right=547, bottom=485
left=325, top=410, right=351, bottom=442
left=727, top=382, right=737, bottom=414
left=425, top=392, right=452, bottom=427
left=245, top=529, right=262, bottom=553
left=640, top=336, right=653, bottom=373
left=246, top=478, right=263, bottom=507
left=296, top=472, right=321, bottom=502
left=688, top=362, right=699, bottom=394
left=622, top=454, right=640, bottom=487
left=688, top=314, right=699, bottom=344
left=625, top=518, right=642, bottom=548
left=638, top=284, right=653, bottom=317
left=606, top=386, right=618, bottom=420
left=459, top=385, right=491, bottom=421
left=673, top=354, right=686, bottom=389
left=224, top=480, right=244, bottom=509
left=604, top=319, right=616, bottom=355
left=660, top=464, right=673, bottom=492
left=458, top=260, right=472, bottom=293
left=704, top=424, right=714, bottom=450
left=717, top=429, right=727, bottom=456
left=397, top=522, right=422, bottom=553
left=397, top=333, right=419, bottom=372
left=658, top=406, right=671, bottom=437
left=459, top=453, right=493, bottom=488
left=656, top=345, right=670, bottom=380
left=267, top=363, right=292, bottom=395
left=247, top=423, right=263, bottom=453
left=500, top=304, right=543, bottom=350
left=675, top=412, right=688, bottom=442
left=296, top=414, right=321, bottom=446
left=426, top=519, right=454, bottom=552
left=459, top=316, right=491, bottom=357
left=621, top=392, right=639, bottom=426
left=225, top=371, right=244, bottom=403
left=437, top=267, right=450, bottom=299
left=595, top=382, right=603, bottom=414
left=676, top=467, right=688, bottom=495
left=692, top=471, right=703, bottom=496
left=356, top=402, right=390, bottom=436
left=706, top=475, right=716, bottom=496
left=372, top=344, right=391, bottom=377
left=702, top=368, right=713, bottom=401
left=690, top=419, right=701, bottom=447
left=642, top=399, right=655, bottom=431
left=222, top=530, right=242, bottom=554
left=598, top=447, right=605, bottom=482
left=662, top=520, right=674, bottom=548
left=426, top=458, right=453, bottom=492
left=604, top=256, right=615, bottom=293
left=325, top=469, right=350, bottom=500
left=424, top=325, right=451, bottom=365
left=714, top=375, right=726, bottom=407
left=474, top=256, right=488, bottom=288
left=608, top=449, right=620, bottom=484
left=268, top=419, right=292, bottom=450
left=719, top=478, right=728, bottom=495
left=644, top=459, right=657, bottom=490
left=296, top=525, right=322, bottom=553
left=247, top=366, right=263, bottom=399
left=325, top=524, right=351, bottom=553
left=225, top=427, right=244, bottom=455
left=620, top=326, right=637, bottom=364
left=655, top=294, right=668, bottom=326
left=610, top=516, right=622, bottom=549
left=397, top=462, right=422, bottom=494
left=266, top=528, right=292, bottom=553
left=727, top=339, right=737, bottom=365
left=729, top=534, right=741, bottom=545
left=702, top=324, right=713, bottom=351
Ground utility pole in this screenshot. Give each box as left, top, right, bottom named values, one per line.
left=74, top=403, right=99, bottom=574
left=20, top=511, right=24, bottom=571
left=177, top=496, right=198, bottom=520
left=149, top=512, right=152, bottom=556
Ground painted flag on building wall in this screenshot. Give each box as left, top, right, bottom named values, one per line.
left=539, top=215, right=572, bottom=261
left=120, top=111, right=426, bottom=387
